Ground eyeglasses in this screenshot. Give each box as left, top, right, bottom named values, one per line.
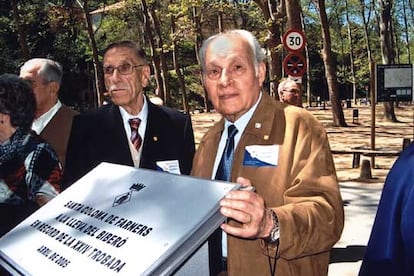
left=103, top=63, right=146, bottom=76
left=204, top=64, right=247, bottom=80
left=281, top=89, right=299, bottom=94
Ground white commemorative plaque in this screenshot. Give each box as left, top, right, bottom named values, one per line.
left=0, top=162, right=239, bottom=275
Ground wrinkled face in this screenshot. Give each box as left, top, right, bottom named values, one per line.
left=203, top=35, right=266, bottom=122
left=103, top=47, right=150, bottom=115
left=279, top=82, right=300, bottom=105
left=20, top=65, right=55, bottom=117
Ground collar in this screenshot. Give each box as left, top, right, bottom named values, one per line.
left=31, top=100, right=62, bottom=134
left=223, top=91, right=263, bottom=134
left=119, top=95, right=148, bottom=140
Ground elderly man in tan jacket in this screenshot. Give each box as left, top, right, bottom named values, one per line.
left=191, top=29, right=344, bottom=276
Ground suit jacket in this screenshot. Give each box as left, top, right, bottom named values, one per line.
left=192, top=92, right=344, bottom=276
left=63, top=98, right=195, bottom=189
left=359, top=143, right=414, bottom=276
left=39, top=104, right=78, bottom=168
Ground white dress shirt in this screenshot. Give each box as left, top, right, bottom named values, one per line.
left=213, top=92, right=263, bottom=258
left=31, top=101, right=62, bottom=134
left=119, top=96, right=148, bottom=167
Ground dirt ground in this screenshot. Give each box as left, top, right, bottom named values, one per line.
left=190, top=102, right=414, bottom=183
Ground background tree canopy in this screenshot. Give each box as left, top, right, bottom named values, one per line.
left=0, top=0, right=412, bottom=125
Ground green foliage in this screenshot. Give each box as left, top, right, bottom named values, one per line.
left=0, top=0, right=412, bottom=110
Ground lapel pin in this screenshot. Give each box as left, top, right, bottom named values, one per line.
left=255, top=123, right=261, bottom=129
left=264, top=135, right=269, bottom=140
left=153, top=136, right=158, bottom=142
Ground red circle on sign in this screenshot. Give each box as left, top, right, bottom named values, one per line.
left=283, top=53, right=306, bottom=77
left=282, top=29, right=306, bottom=52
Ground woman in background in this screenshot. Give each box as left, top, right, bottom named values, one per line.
left=0, top=74, right=61, bottom=237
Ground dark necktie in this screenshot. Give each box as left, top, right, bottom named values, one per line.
left=128, top=118, right=142, bottom=151
left=209, top=124, right=239, bottom=274
left=215, top=124, right=238, bottom=181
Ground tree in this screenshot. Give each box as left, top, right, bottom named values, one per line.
left=314, top=0, right=347, bottom=126
left=78, top=0, right=105, bottom=107
left=285, top=0, right=305, bottom=107
left=345, top=0, right=357, bottom=104
left=10, top=0, right=30, bottom=60
left=191, top=2, right=209, bottom=111
left=169, top=1, right=189, bottom=112
left=378, top=0, right=397, bottom=122
left=253, top=0, right=284, bottom=97
left=140, top=0, right=165, bottom=102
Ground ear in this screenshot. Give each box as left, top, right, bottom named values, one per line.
left=141, top=65, right=151, bottom=88
left=258, top=62, right=266, bottom=87
left=48, top=81, right=60, bottom=95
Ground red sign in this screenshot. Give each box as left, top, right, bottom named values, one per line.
left=283, top=53, right=306, bottom=77
left=282, top=29, right=306, bottom=52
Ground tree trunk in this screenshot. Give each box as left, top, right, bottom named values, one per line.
left=333, top=0, right=347, bottom=102
left=140, top=0, right=164, bottom=101
left=303, top=17, right=311, bottom=107
left=285, top=0, right=301, bottom=28
left=218, top=11, right=223, bottom=32
left=170, top=1, right=188, bottom=113
left=10, top=0, right=30, bottom=60
left=379, top=0, right=397, bottom=122
left=345, top=0, right=357, bottom=104
left=401, top=0, right=412, bottom=63
left=148, top=2, right=171, bottom=107
left=253, top=0, right=283, bottom=98
left=316, top=0, right=347, bottom=126
left=192, top=5, right=209, bottom=112
left=81, top=0, right=105, bottom=107
left=285, top=0, right=304, bottom=107
left=359, top=0, right=374, bottom=103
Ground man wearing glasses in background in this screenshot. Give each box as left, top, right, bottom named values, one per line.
left=277, top=78, right=302, bottom=107
left=63, top=41, right=195, bottom=189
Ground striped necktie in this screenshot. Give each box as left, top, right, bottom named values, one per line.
left=128, top=118, right=142, bottom=151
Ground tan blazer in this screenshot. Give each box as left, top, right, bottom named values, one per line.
left=192, top=93, right=344, bottom=276
left=40, top=104, right=78, bottom=168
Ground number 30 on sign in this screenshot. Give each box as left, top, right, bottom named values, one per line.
left=282, top=29, right=306, bottom=52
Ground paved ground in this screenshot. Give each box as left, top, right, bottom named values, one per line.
left=191, top=103, right=414, bottom=276
left=328, top=180, right=383, bottom=276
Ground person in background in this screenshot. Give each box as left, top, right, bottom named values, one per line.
left=191, top=29, right=344, bottom=275
left=0, top=74, right=61, bottom=237
left=20, top=58, right=79, bottom=168
left=359, top=142, right=414, bottom=275
left=63, top=40, right=195, bottom=188
left=277, top=78, right=302, bottom=107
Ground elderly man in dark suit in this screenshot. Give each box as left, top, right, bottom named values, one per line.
left=63, top=41, right=195, bottom=189
left=20, top=58, right=79, bottom=168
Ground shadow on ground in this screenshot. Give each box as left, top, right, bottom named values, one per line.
left=330, top=245, right=366, bottom=263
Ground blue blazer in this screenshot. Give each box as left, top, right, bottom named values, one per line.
left=359, top=142, right=414, bottom=276
left=63, top=99, right=195, bottom=189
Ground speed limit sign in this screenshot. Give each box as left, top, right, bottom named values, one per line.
left=282, top=29, right=306, bottom=52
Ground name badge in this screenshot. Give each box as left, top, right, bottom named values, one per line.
left=243, top=145, right=279, bottom=167
left=156, top=160, right=181, bottom=174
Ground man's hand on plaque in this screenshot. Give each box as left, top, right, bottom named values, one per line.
left=219, top=177, right=275, bottom=240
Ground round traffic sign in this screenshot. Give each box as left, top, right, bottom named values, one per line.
left=283, top=53, right=306, bottom=77
left=282, top=29, right=306, bottom=52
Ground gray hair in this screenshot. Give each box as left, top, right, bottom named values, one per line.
left=20, top=58, right=63, bottom=85
left=102, top=40, right=148, bottom=64
left=277, top=78, right=299, bottom=93
left=199, top=29, right=266, bottom=73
